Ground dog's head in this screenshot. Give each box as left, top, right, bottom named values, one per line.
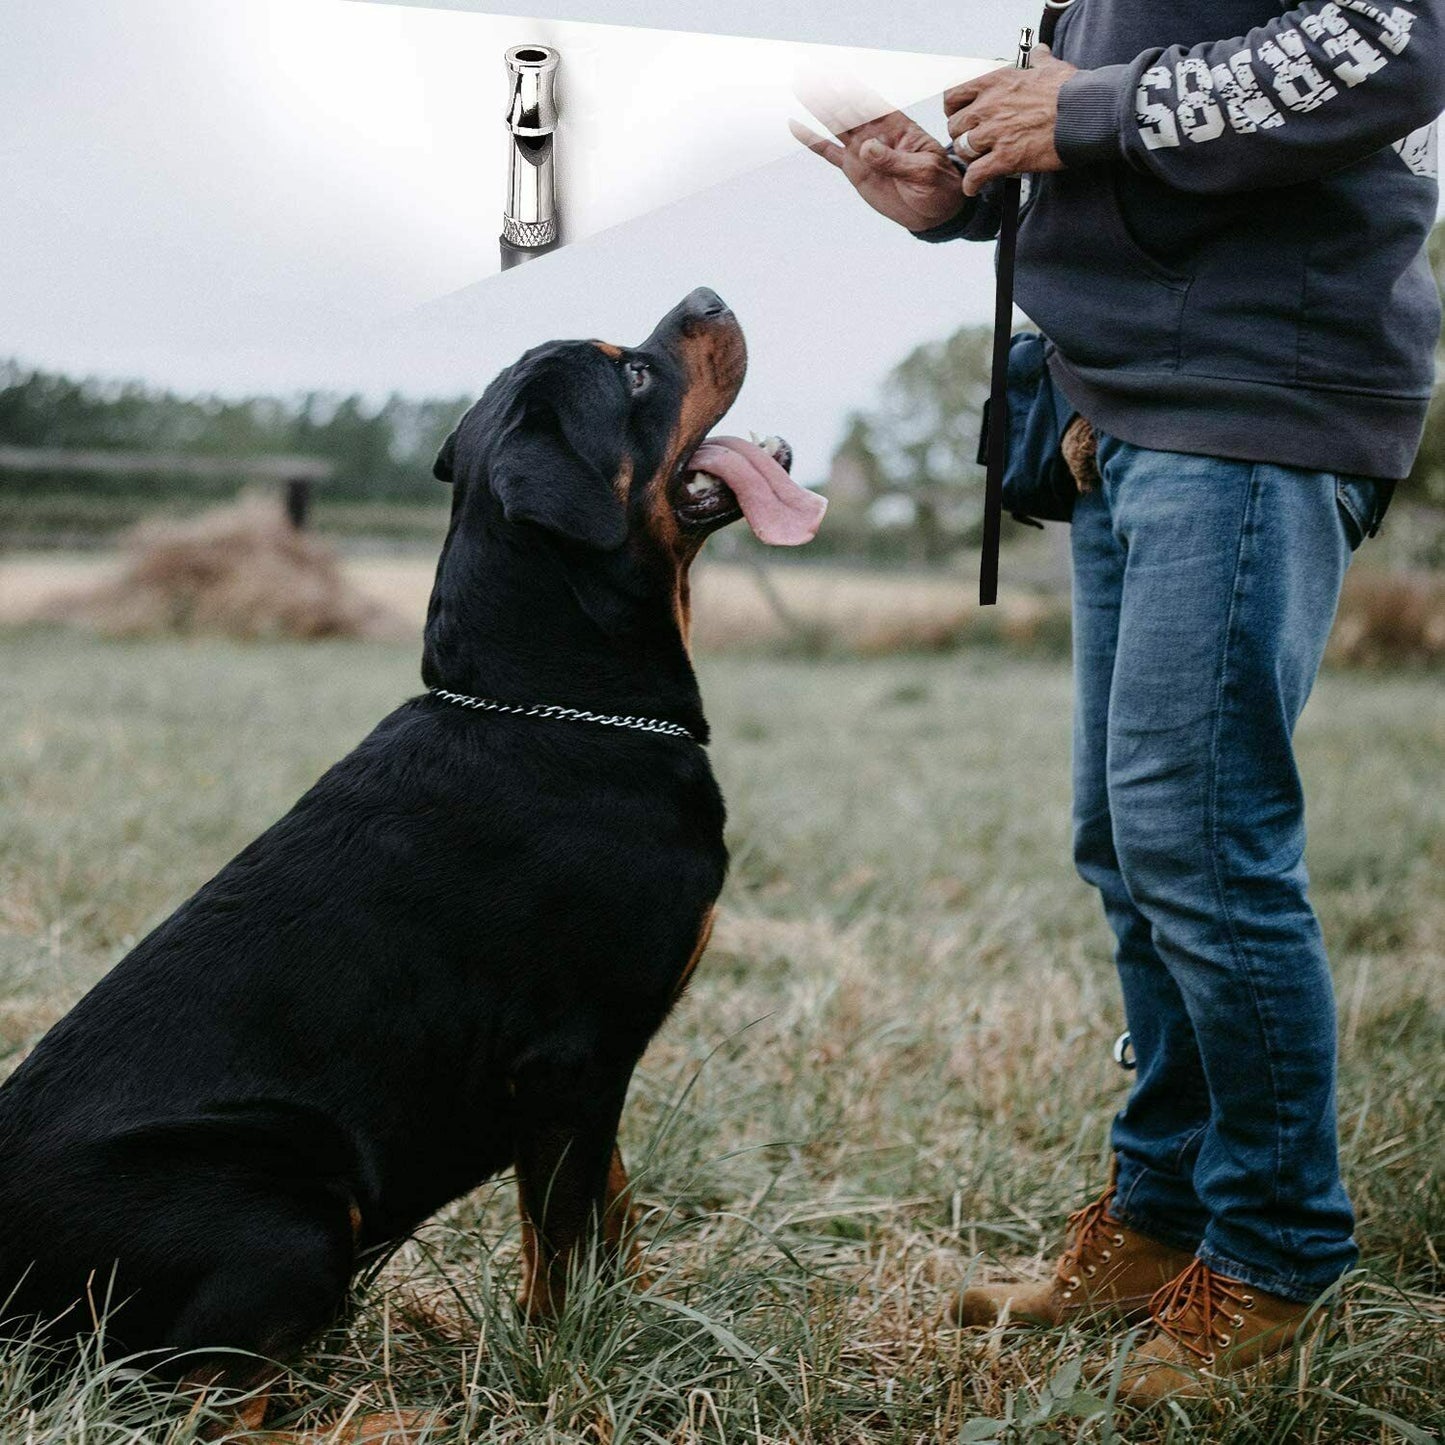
left=433, top=289, right=825, bottom=572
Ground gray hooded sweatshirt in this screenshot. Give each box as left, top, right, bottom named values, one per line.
left=921, top=0, right=1444, bottom=480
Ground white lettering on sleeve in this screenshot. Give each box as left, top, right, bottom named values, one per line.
left=1301, top=4, right=1388, bottom=85
left=1258, top=28, right=1340, bottom=111
left=1136, top=64, right=1182, bottom=150
left=1211, top=50, right=1287, bottom=133
left=1174, top=58, right=1227, bottom=141
left=1336, top=1, right=1416, bottom=56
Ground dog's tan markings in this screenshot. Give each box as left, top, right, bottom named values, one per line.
left=673, top=572, right=693, bottom=653
left=639, top=322, right=747, bottom=560
left=612, top=456, right=634, bottom=505
left=516, top=1203, right=555, bottom=1320
left=670, top=905, right=716, bottom=1005
left=592, top=340, right=623, bottom=359
left=187, top=1372, right=273, bottom=1440
left=600, top=1145, right=650, bottom=1288
left=252, top=1409, right=435, bottom=1443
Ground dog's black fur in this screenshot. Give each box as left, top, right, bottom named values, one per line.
left=0, top=290, right=755, bottom=1384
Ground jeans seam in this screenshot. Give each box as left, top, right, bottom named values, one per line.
left=1169, top=1119, right=1210, bottom=1175
left=1204, top=463, right=1290, bottom=1263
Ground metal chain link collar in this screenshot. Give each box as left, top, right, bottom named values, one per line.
left=428, top=686, right=698, bottom=743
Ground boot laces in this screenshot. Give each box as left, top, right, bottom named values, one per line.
left=1055, top=1188, right=1126, bottom=1287
left=1148, top=1259, right=1254, bottom=1363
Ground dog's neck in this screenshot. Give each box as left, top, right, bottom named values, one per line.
left=419, top=512, right=708, bottom=742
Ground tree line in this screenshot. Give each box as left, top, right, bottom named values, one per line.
left=0, top=364, right=467, bottom=504
left=3, top=223, right=1440, bottom=555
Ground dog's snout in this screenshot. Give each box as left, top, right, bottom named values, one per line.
left=681, top=287, right=731, bottom=320
left=641, top=288, right=742, bottom=358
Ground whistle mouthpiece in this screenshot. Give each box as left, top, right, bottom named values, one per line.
left=1016, top=26, right=1036, bottom=67
left=502, top=44, right=560, bottom=261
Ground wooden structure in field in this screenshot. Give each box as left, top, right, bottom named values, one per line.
left=0, top=447, right=335, bottom=528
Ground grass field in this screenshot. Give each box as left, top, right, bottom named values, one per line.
left=0, top=630, right=1441, bottom=1443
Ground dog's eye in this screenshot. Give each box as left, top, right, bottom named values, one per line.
left=625, top=361, right=651, bottom=394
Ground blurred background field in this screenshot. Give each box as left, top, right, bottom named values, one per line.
left=4, top=222, right=1443, bottom=665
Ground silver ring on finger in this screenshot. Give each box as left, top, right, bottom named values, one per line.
left=955, top=130, right=983, bottom=161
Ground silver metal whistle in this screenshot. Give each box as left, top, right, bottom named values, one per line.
left=501, top=44, right=560, bottom=270
left=1016, top=25, right=1035, bottom=70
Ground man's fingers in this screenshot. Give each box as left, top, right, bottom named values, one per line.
left=942, top=79, right=980, bottom=112
left=858, top=137, right=950, bottom=182
left=794, top=68, right=898, bottom=138
left=789, top=118, right=846, bottom=168
left=960, top=149, right=1008, bottom=196
left=948, top=110, right=991, bottom=144
left=943, top=48, right=1049, bottom=113
left=944, top=66, right=1004, bottom=113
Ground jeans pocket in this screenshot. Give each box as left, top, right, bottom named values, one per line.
left=1335, top=477, right=1395, bottom=552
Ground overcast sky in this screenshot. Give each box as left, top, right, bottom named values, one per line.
left=348, top=0, right=1040, bottom=57
left=1, top=0, right=1002, bottom=481
left=3, top=0, right=1439, bottom=487
left=236, top=139, right=1003, bottom=485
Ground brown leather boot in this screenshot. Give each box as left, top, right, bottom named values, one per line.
left=949, top=1183, right=1197, bottom=1328
left=1113, top=1259, right=1322, bottom=1404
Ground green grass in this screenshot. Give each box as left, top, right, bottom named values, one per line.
left=0, top=630, right=1441, bottom=1442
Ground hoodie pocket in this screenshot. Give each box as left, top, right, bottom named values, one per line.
left=1016, top=171, right=1190, bottom=374
left=1103, top=171, right=1194, bottom=292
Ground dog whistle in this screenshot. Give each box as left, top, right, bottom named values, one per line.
left=1016, top=25, right=1035, bottom=70
left=500, top=44, right=560, bottom=271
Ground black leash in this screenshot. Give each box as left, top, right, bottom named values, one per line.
left=979, top=3, right=1075, bottom=605
left=980, top=165, right=1021, bottom=606
left=979, top=26, right=1036, bottom=606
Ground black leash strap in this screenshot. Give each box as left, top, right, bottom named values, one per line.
left=979, top=25, right=1037, bottom=607
left=980, top=172, right=1020, bottom=607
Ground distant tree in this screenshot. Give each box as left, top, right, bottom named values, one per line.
left=830, top=325, right=994, bottom=564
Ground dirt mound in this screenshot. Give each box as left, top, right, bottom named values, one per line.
left=43, top=494, right=407, bottom=641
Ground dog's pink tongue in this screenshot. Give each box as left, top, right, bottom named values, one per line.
left=687, top=436, right=827, bottom=546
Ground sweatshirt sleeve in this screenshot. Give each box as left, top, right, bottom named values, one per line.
left=912, top=179, right=1009, bottom=243
left=1055, top=1, right=1445, bottom=193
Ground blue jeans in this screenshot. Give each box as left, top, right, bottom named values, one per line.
left=1070, top=434, right=1388, bottom=1304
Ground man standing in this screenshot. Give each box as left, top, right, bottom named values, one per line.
left=796, top=0, right=1442, bottom=1404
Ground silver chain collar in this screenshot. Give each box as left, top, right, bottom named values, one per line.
left=428, top=686, right=698, bottom=742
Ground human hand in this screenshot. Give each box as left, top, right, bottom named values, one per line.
left=791, top=73, right=967, bottom=233
left=944, top=44, right=1077, bottom=196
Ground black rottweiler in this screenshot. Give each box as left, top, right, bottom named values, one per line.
left=0, top=290, right=823, bottom=1419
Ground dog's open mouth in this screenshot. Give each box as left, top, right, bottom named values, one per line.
left=675, top=435, right=827, bottom=546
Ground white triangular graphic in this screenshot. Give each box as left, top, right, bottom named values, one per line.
left=1394, top=122, right=1438, bottom=178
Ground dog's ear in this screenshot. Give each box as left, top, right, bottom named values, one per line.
left=489, top=370, right=629, bottom=551
left=433, top=427, right=459, bottom=484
